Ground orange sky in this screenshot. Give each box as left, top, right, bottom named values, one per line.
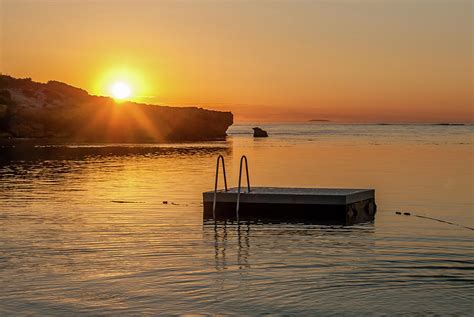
left=1, top=0, right=472, bottom=123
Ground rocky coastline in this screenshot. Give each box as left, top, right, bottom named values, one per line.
left=0, top=75, right=233, bottom=143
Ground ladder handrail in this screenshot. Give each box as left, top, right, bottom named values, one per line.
left=212, top=155, right=228, bottom=220
left=236, top=155, right=251, bottom=222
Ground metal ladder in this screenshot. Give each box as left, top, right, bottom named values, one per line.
left=212, top=155, right=251, bottom=221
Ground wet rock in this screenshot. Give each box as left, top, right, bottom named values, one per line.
left=253, top=127, right=268, bottom=137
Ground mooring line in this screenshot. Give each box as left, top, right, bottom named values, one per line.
left=395, top=212, right=474, bottom=231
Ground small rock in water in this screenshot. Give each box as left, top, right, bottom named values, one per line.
left=253, top=127, right=268, bottom=137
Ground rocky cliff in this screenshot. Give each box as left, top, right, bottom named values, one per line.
left=0, top=75, right=233, bottom=142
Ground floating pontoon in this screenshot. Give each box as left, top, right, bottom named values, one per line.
left=203, top=155, right=376, bottom=224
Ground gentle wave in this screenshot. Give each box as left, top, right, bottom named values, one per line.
left=1, top=125, right=473, bottom=315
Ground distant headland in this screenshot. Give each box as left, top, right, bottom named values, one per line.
left=0, top=75, right=233, bottom=142
left=313, top=121, right=468, bottom=125
left=431, top=123, right=465, bottom=126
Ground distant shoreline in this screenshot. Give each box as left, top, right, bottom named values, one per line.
left=377, top=123, right=467, bottom=126
left=233, top=122, right=472, bottom=126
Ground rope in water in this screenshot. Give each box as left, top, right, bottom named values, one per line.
left=395, top=212, right=474, bottom=231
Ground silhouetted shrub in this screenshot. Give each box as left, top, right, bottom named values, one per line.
left=22, top=89, right=35, bottom=98
left=43, top=89, right=63, bottom=101
left=0, top=90, right=11, bottom=101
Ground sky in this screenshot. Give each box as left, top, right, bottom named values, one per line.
left=1, top=0, right=472, bottom=122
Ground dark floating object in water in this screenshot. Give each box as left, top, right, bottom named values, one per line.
left=252, top=127, right=268, bottom=137
left=203, top=155, right=376, bottom=225
left=205, top=187, right=376, bottom=224
left=395, top=210, right=474, bottom=231
left=162, top=201, right=168, bottom=204
left=111, top=200, right=141, bottom=204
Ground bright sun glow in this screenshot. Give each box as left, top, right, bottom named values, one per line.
left=110, top=81, right=132, bottom=100
left=95, top=66, right=152, bottom=103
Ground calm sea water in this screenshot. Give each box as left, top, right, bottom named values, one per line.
left=1, top=124, right=473, bottom=315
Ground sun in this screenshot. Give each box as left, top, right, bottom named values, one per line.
left=95, top=66, right=151, bottom=102
left=110, top=81, right=132, bottom=100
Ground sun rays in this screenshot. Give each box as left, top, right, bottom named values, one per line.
left=94, top=67, right=150, bottom=103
